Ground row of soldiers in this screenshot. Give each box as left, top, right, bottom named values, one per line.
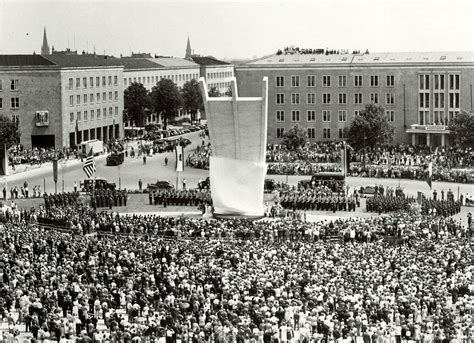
left=366, top=195, right=414, bottom=213
left=44, top=192, right=79, bottom=209
left=151, top=190, right=212, bottom=207
left=421, top=199, right=462, bottom=217
left=92, top=189, right=128, bottom=209
left=279, top=193, right=359, bottom=212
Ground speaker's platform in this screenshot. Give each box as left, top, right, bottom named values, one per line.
left=212, top=213, right=265, bottom=220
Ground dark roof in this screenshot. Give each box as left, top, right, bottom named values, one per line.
left=120, top=58, right=163, bottom=70
left=44, top=54, right=123, bottom=68
left=189, top=56, right=230, bottom=66
left=0, top=55, right=56, bottom=66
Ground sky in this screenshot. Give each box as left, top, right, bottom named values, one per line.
left=0, top=0, right=473, bottom=60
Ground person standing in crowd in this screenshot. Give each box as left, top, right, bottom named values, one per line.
left=138, top=179, right=143, bottom=192
left=74, top=181, right=78, bottom=192
left=182, top=178, right=186, bottom=190
left=2, top=187, right=6, bottom=200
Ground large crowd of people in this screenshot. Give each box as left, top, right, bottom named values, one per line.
left=186, top=145, right=212, bottom=170
left=7, top=145, right=72, bottom=168
left=188, top=142, right=473, bottom=183
left=0, top=206, right=472, bottom=342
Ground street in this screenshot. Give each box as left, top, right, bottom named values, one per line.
left=3, top=130, right=473, bottom=199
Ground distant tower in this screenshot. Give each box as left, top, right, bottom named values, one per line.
left=185, top=36, right=192, bottom=59
left=41, top=27, right=50, bottom=55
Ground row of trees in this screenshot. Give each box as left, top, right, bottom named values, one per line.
left=124, top=79, right=202, bottom=129
left=124, top=79, right=231, bottom=129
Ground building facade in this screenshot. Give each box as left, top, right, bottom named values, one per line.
left=0, top=54, right=124, bottom=149
left=235, top=51, right=474, bottom=146
left=189, top=56, right=234, bottom=95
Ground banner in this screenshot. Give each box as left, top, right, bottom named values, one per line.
left=210, top=156, right=266, bottom=217
left=52, top=159, right=58, bottom=183
left=175, top=145, right=184, bottom=172
left=0, top=144, right=8, bottom=176
left=426, top=162, right=432, bottom=189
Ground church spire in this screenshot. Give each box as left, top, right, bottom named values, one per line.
left=41, top=27, right=50, bottom=55
left=185, top=36, right=192, bottom=59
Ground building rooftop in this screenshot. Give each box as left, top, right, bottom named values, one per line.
left=44, top=54, right=123, bottom=68
left=0, top=54, right=56, bottom=66
left=246, top=51, right=474, bottom=66
left=120, top=58, right=163, bottom=70
left=148, top=57, right=198, bottom=68
left=189, top=56, right=230, bottom=66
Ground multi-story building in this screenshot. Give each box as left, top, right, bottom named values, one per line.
left=0, top=54, right=124, bottom=148
left=236, top=51, right=474, bottom=146
left=189, top=56, right=234, bottom=95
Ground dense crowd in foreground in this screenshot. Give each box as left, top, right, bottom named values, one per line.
left=0, top=206, right=472, bottom=342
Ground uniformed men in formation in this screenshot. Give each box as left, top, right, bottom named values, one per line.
left=366, top=195, right=414, bottom=214
left=93, top=189, right=128, bottom=209
left=279, top=192, right=357, bottom=212
left=421, top=198, right=461, bottom=217
left=44, top=192, right=79, bottom=209
left=152, top=189, right=212, bottom=207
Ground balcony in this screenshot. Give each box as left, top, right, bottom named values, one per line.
left=406, top=124, right=450, bottom=133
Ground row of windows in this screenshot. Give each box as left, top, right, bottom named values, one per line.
left=419, top=74, right=460, bottom=91
left=69, top=92, right=119, bottom=106
left=418, top=93, right=460, bottom=109
left=275, top=109, right=396, bottom=123
left=206, top=71, right=233, bottom=79
left=419, top=110, right=459, bottom=126
left=0, top=97, right=20, bottom=109
left=276, top=127, right=347, bottom=140
left=124, top=73, right=200, bottom=87
left=276, top=92, right=396, bottom=105
left=69, top=107, right=119, bottom=123
left=0, top=80, right=19, bottom=91
left=68, top=76, right=118, bottom=90
left=276, top=75, right=395, bottom=88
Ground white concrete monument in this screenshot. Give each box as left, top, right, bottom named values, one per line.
left=199, top=77, right=268, bottom=217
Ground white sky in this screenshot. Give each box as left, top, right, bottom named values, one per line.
left=1, top=0, right=473, bottom=60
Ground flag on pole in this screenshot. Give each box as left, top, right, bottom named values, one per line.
left=75, top=119, right=79, bottom=146
left=426, top=162, right=432, bottom=189
left=175, top=144, right=184, bottom=172
left=83, top=148, right=96, bottom=178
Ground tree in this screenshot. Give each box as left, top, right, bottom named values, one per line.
left=181, top=79, right=204, bottom=122
left=124, top=83, right=150, bottom=127
left=282, top=124, right=308, bottom=150
left=150, top=79, right=183, bottom=130
left=0, top=115, right=20, bottom=148
left=346, top=103, right=394, bottom=152
left=448, top=110, right=474, bottom=148
left=208, top=86, right=220, bottom=97
left=223, top=86, right=232, bottom=97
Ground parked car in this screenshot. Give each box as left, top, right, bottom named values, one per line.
left=145, top=180, right=175, bottom=193
left=106, top=151, right=124, bottom=166
left=80, top=177, right=116, bottom=192
left=198, top=177, right=210, bottom=190
left=359, top=185, right=377, bottom=195
left=264, top=178, right=276, bottom=193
